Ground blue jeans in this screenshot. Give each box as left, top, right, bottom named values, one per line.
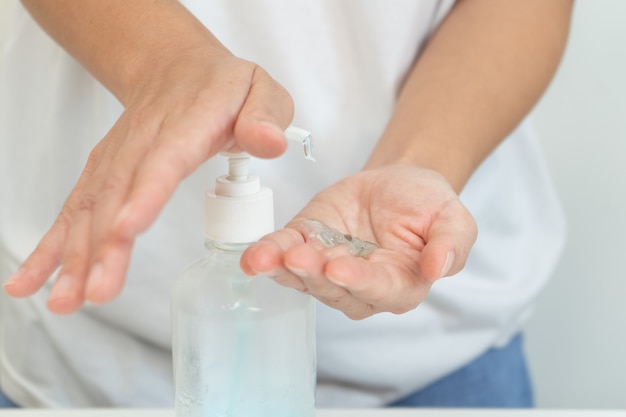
left=389, top=334, right=534, bottom=408
left=0, top=334, right=532, bottom=409
left=0, top=386, right=18, bottom=408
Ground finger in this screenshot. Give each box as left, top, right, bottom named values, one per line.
left=3, top=141, right=107, bottom=298
left=89, top=113, right=158, bottom=245
left=241, top=228, right=314, bottom=292
left=3, top=225, right=66, bottom=297
left=113, top=75, right=256, bottom=238
left=325, top=253, right=429, bottom=315
left=47, top=274, right=85, bottom=315
left=234, top=67, right=293, bottom=158
left=241, top=228, right=305, bottom=275
left=85, top=240, right=133, bottom=304
left=83, top=114, right=162, bottom=304
left=419, top=201, right=478, bottom=281
left=284, top=243, right=385, bottom=320
left=284, top=243, right=351, bottom=301
left=113, top=129, right=224, bottom=240
left=240, top=240, right=283, bottom=276
left=47, top=197, right=96, bottom=313
left=45, top=122, right=132, bottom=308
left=239, top=240, right=308, bottom=291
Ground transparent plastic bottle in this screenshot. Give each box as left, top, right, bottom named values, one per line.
left=171, top=130, right=316, bottom=417
left=171, top=239, right=315, bottom=417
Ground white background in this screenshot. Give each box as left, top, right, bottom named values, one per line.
left=524, top=0, right=626, bottom=409
left=1, top=0, right=625, bottom=410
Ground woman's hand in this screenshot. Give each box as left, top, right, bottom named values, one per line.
left=4, top=51, right=294, bottom=314
left=241, top=165, right=477, bottom=320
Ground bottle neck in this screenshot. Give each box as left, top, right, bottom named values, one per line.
left=204, top=239, right=252, bottom=254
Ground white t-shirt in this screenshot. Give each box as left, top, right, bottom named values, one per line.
left=0, top=0, right=566, bottom=408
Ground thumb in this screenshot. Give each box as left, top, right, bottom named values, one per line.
left=233, top=66, right=294, bottom=158
left=419, top=203, right=477, bottom=281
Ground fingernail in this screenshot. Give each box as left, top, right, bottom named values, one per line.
left=440, top=251, right=455, bottom=278
left=3, top=280, right=17, bottom=293
left=48, top=274, right=76, bottom=301
left=85, top=263, right=105, bottom=299
left=3, top=268, right=25, bottom=292
left=285, top=264, right=308, bottom=278
left=114, top=203, right=133, bottom=230
left=258, top=121, right=285, bottom=137
left=4, top=267, right=24, bottom=284
left=327, top=277, right=348, bottom=288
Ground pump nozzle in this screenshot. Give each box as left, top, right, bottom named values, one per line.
left=216, top=126, right=314, bottom=194
left=220, top=126, right=315, bottom=164
left=285, top=126, right=315, bottom=162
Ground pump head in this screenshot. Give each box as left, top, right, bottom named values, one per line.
left=204, top=127, right=314, bottom=243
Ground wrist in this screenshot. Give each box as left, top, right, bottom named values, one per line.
left=23, top=0, right=232, bottom=107
left=121, top=38, right=231, bottom=107
left=364, top=136, right=475, bottom=194
left=115, top=20, right=232, bottom=106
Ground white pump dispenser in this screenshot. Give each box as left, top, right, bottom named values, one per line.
left=171, top=127, right=316, bottom=417
left=204, top=151, right=274, bottom=244
left=205, top=126, right=315, bottom=243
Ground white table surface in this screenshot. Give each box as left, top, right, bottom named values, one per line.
left=0, top=409, right=625, bottom=417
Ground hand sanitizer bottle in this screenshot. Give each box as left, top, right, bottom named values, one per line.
left=171, top=128, right=316, bottom=417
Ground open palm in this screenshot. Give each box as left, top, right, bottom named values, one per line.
left=241, top=164, right=477, bottom=319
